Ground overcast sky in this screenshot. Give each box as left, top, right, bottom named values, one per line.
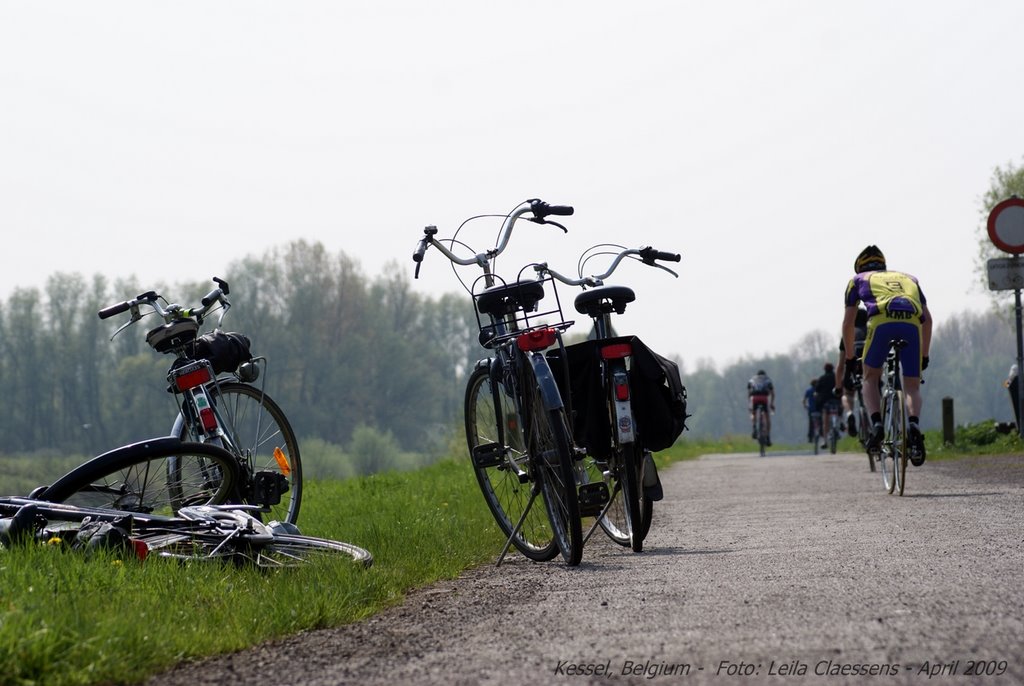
left=2, top=1, right=1022, bottom=371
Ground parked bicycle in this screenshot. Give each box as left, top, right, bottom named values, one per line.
left=871, top=339, right=912, bottom=495
left=0, top=494, right=371, bottom=568
left=414, top=199, right=584, bottom=565
left=98, top=279, right=302, bottom=523
left=534, top=244, right=684, bottom=552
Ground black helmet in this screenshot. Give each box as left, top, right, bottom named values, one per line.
left=757, top=369, right=766, bottom=375
left=855, top=245, right=886, bottom=273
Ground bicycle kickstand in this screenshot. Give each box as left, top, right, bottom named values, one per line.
left=495, top=484, right=543, bottom=567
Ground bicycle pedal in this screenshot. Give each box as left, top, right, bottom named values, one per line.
left=471, top=442, right=504, bottom=469
left=577, top=482, right=609, bottom=517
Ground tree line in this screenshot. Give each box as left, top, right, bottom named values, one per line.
left=0, top=239, right=1016, bottom=461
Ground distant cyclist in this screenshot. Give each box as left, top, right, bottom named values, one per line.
left=813, top=362, right=840, bottom=449
left=747, top=370, right=775, bottom=446
left=803, top=379, right=819, bottom=443
left=836, top=306, right=868, bottom=436
left=842, top=245, right=933, bottom=464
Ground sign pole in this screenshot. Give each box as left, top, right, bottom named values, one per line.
left=1016, top=258, right=1024, bottom=438
left=986, top=198, right=1024, bottom=436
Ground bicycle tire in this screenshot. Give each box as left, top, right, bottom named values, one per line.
left=879, top=391, right=898, bottom=494
left=522, top=358, right=582, bottom=566
left=757, top=407, right=767, bottom=457
left=595, top=450, right=654, bottom=543
left=893, top=389, right=907, bottom=496
left=464, top=365, right=558, bottom=562
left=38, top=438, right=239, bottom=515
left=829, top=421, right=839, bottom=454
left=143, top=530, right=373, bottom=568
left=173, top=382, right=302, bottom=525
left=619, top=440, right=645, bottom=552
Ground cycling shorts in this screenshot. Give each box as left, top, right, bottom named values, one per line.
left=749, top=394, right=770, bottom=410
left=863, top=320, right=922, bottom=377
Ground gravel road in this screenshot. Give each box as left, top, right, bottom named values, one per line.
left=145, top=450, right=1024, bottom=686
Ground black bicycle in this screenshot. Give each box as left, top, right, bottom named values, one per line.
left=535, top=244, right=683, bottom=552
left=414, top=199, right=584, bottom=565
left=98, top=279, right=302, bottom=523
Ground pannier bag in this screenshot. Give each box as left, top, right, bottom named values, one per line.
left=191, top=331, right=253, bottom=374
left=548, top=336, right=689, bottom=458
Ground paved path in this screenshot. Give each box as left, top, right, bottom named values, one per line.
left=146, top=450, right=1024, bottom=686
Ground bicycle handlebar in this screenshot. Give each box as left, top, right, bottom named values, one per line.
left=536, top=245, right=681, bottom=287
left=412, top=198, right=574, bottom=279
left=98, top=278, right=231, bottom=332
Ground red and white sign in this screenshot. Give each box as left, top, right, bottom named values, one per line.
left=987, top=197, right=1024, bottom=254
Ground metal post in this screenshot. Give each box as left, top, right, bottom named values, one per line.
left=1016, top=266, right=1024, bottom=438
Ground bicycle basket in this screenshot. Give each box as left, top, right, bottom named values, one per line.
left=471, top=275, right=569, bottom=349
left=146, top=319, right=199, bottom=353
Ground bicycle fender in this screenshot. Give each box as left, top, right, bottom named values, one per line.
left=526, top=352, right=564, bottom=411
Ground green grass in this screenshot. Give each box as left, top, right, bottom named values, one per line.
left=0, top=441, right=702, bottom=686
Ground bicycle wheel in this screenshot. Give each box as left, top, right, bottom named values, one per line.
left=39, top=438, right=239, bottom=515
left=522, top=366, right=582, bottom=566
left=140, top=528, right=372, bottom=567
left=594, top=447, right=653, bottom=550
left=619, top=440, right=645, bottom=552
left=892, top=389, right=907, bottom=496
left=464, top=365, right=558, bottom=562
left=757, top=408, right=767, bottom=457
left=879, top=392, right=898, bottom=494
left=829, top=420, right=839, bottom=454
left=174, top=382, right=302, bottom=525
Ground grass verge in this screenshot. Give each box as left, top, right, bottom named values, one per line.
left=0, top=442, right=699, bottom=686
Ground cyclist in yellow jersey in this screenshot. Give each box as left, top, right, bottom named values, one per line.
left=841, top=246, right=933, bottom=464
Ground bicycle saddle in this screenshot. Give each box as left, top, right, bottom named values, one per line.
left=475, top=280, right=546, bottom=317
left=574, top=286, right=635, bottom=317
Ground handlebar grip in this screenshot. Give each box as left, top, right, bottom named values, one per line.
left=98, top=301, right=130, bottom=320
left=655, top=250, right=681, bottom=262
left=201, top=289, right=223, bottom=308
left=546, top=205, right=574, bottom=216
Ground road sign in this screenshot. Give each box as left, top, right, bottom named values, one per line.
left=987, top=197, right=1024, bottom=254
left=988, top=256, right=1024, bottom=291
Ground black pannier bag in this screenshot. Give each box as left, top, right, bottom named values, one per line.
left=191, top=331, right=253, bottom=374
left=548, top=336, right=689, bottom=459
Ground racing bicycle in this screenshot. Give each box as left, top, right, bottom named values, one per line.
left=98, top=278, right=302, bottom=523
left=872, top=340, right=910, bottom=495
left=413, top=199, right=584, bottom=565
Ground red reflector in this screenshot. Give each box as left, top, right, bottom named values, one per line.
left=131, top=538, right=150, bottom=561
left=601, top=343, right=633, bottom=359
left=174, top=367, right=212, bottom=391
left=517, top=328, right=558, bottom=352
left=615, top=381, right=630, bottom=401
left=199, top=407, right=218, bottom=432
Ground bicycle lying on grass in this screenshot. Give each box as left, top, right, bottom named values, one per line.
left=414, top=198, right=585, bottom=565
left=0, top=495, right=371, bottom=568
left=98, top=278, right=301, bottom=524
left=535, top=244, right=685, bottom=553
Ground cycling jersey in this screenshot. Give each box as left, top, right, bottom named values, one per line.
left=845, top=270, right=927, bottom=376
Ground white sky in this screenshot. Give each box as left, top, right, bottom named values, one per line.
left=2, top=1, right=1020, bottom=370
